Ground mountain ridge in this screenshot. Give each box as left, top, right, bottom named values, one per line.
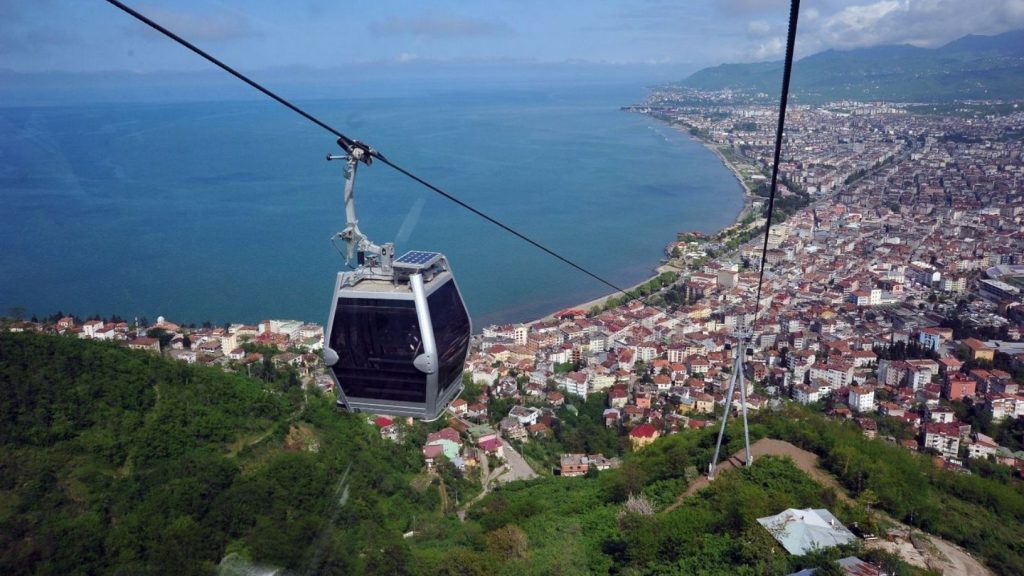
left=681, top=29, right=1024, bottom=102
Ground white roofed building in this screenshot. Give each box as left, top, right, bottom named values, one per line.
left=757, top=508, right=857, bottom=555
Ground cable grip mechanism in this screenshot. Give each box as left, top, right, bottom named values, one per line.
left=327, top=147, right=392, bottom=274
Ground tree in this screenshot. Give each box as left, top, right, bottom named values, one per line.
left=554, top=362, right=575, bottom=374
left=995, top=417, right=1024, bottom=452
left=814, top=560, right=846, bottom=576
left=486, top=524, right=529, bottom=562
left=146, top=327, right=175, bottom=350
left=621, top=493, right=655, bottom=516
left=461, top=373, right=483, bottom=404
left=361, top=527, right=412, bottom=575
left=633, top=360, right=646, bottom=376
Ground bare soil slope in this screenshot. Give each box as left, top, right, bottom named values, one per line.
left=665, top=438, right=990, bottom=576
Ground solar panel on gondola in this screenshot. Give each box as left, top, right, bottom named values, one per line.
left=322, top=146, right=471, bottom=421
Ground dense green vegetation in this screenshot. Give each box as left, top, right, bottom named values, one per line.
left=516, top=392, right=627, bottom=472
left=760, top=406, right=1024, bottom=576
left=872, top=340, right=939, bottom=361
left=475, top=404, right=1024, bottom=575
left=462, top=432, right=918, bottom=576
left=940, top=312, right=1014, bottom=342
left=466, top=404, right=1024, bottom=575
left=597, top=272, right=679, bottom=312
left=0, top=332, right=446, bottom=575
left=3, top=332, right=1023, bottom=574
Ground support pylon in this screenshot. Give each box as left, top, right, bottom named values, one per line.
left=708, top=330, right=753, bottom=480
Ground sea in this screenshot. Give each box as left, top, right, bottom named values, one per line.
left=0, top=83, right=742, bottom=329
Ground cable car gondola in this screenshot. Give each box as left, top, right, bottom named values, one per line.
left=104, top=0, right=636, bottom=420
left=322, top=145, right=471, bottom=421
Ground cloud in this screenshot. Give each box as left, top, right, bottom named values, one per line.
left=750, top=36, right=786, bottom=60
left=816, top=0, right=907, bottom=48
left=746, top=20, right=773, bottom=38
left=368, top=15, right=512, bottom=38
left=819, top=0, right=1024, bottom=48
left=132, top=5, right=260, bottom=42
left=739, top=0, right=1024, bottom=61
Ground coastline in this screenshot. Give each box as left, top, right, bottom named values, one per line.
left=694, top=133, right=756, bottom=224
left=526, top=115, right=756, bottom=327
left=4, top=89, right=752, bottom=332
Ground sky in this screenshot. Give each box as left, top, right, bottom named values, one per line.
left=2, top=0, right=1023, bottom=78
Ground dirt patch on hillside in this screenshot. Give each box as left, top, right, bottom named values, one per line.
left=664, top=438, right=990, bottom=576
left=667, top=438, right=850, bottom=509
left=283, top=424, right=319, bottom=453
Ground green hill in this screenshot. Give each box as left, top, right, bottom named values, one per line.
left=681, top=29, right=1024, bottom=102
left=0, top=332, right=449, bottom=575
left=4, top=331, right=1024, bottom=574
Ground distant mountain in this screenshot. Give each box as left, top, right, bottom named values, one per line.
left=682, top=29, right=1024, bottom=102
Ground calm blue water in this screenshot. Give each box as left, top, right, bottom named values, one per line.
left=0, top=85, right=741, bottom=328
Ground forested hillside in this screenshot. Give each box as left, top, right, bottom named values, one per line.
left=0, top=332, right=442, bottom=575
left=681, top=29, right=1024, bottom=102
left=3, top=332, right=1024, bottom=574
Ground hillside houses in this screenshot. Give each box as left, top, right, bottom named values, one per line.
left=39, top=314, right=326, bottom=371
left=12, top=95, right=1024, bottom=477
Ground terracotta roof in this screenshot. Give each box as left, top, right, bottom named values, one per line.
left=630, top=423, right=659, bottom=438
left=427, top=427, right=461, bottom=445
left=479, top=437, right=502, bottom=452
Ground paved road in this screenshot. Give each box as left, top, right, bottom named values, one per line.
left=456, top=443, right=536, bottom=521
left=497, top=442, right=537, bottom=484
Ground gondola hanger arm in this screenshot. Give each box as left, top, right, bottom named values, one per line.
left=327, top=151, right=392, bottom=272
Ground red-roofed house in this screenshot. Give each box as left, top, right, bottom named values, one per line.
left=427, top=427, right=461, bottom=445
left=629, top=423, right=660, bottom=450
left=449, top=398, right=468, bottom=416
left=608, top=386, right=628, bottom=408
left=960, top=338, right=994, bottom=362
left=635, top=392, right=652, bottom=410
left=923, top=423, right=961, bottom=460
left=479, top=436, right=504, bottom=458
left=127, top=337, right=160, bottom=353
left=546, top=391, right=565, bottom=407
left=944, top=377, right=976, bottom=402
left=422, top=444, right=445, bottom=470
